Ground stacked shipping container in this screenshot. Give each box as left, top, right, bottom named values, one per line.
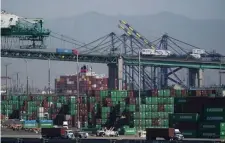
left=1, top=88, right=225, bottom=138
left=170, top=96, right=225, bottom=139
left=55, top=72, right=108, bottom=95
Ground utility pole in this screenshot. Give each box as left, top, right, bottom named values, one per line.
left=48, top=59, right=51, bottom=94
left=138, top=50, right=141, bottom=133
left=15, top=72, right=19, bottom=93
left=5, top=63, right=12, bottom=95
left=76, top=53, right=80, bottom=129
left=25, top=60, right=29, bottom=96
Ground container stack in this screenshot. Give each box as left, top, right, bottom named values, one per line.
left=37, top=107, right=44, bottom=120
left=125, top=89, right=175, bottom=130
left=1, top=88, right=225, bottom=139
left=172, top=96, right=225, bottom=139
left=198, top=105, right=225, bottom=139
left=1, top=95, right=20, bottom=119
left=55, top=72, right=108, bottom=95
left=169, top=113, right=199, bottom=138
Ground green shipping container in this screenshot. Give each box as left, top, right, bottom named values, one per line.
left=203, top=114, right=225, bottom=122
left=175, top=90, right=182, bottom=97
left=170, top=113, right=199, bottom=122
left=39, top=120, right=53, bottom=128
left=221, top=123, right=225, bottom=131
left=182, top=130, right=197, bottom=138
left=120, top=128, right=136, bottom=135
left=204, top=107, right=225, bottom=115
left=198, top=131, right=220, bottom=138
left=174, top=97, right=188, bottom=104
left=199, top=122, right=220, bottom=131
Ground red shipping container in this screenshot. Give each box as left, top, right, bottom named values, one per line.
left=152, top=89, right=158, bottom=96
left=158, top=105, right=165, bottom=112
left=106, top=102, right=113, bottom=107
left=52, top=114, right=57, bottom=119
left=201, top=90, right=207, bottom=96
left=105, top=98, right=111, bottom=102
left=170, top=89, right=175, bottom=97
left=128, top=91, right=134, bottom=97
left=181, top=90, right=188, bottom=97
left=96, top=119, right=102, bottom=124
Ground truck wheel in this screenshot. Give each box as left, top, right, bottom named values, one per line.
left=101, top=133, right=105, bottom=137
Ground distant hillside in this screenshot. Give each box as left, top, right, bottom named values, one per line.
left=45, top=11, right=225, bottom=53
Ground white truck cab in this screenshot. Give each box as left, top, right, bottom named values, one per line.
left=63, top=121, right=68, bottom=129
left=174, top=129, right=184, bottom=140
left=63, top=130, right=75, bottom=139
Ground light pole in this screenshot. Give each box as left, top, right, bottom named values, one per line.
left=16, top=72, right=19, bottom=93
left=4, top=63, right=12, bottom=95
left=138, top=50, right=141, bottom=132
left=73, top=49, right=80, bottom=129
left=77, top=54, right=80, bottom=129
left=24, top=60, right=29, bottom=96
left=48, top=59, right=51, bottom=94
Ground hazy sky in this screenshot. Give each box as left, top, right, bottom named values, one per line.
left=1, top=0, right=225, bottom=89
left=2, top=0, right=225, bottom=20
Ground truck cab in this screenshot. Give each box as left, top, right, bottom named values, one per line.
left=63, top=121, right=69, bottom=129
left=63, top=130, right=75, bottom=139
left=173, top=129, right=184, bottom=140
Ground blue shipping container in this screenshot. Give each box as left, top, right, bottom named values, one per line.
left=56, top=48, right=73, bottom=54
left=24, top=120, right=37, bottom=128
left=24, top=120, right=36, bottom=123
left=39, top=120, right=53, bottom=123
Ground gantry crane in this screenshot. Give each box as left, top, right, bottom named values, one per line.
left=118, top=20, right=188, bottom=88
left=1, top=10, right=50, bottom=49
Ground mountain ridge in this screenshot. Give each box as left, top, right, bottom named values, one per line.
left=45, top=11, right=225, bottom=53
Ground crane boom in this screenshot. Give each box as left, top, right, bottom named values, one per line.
left=118, top=24, right=132, bottom=36
left=119, top=20, right=155, bottom=50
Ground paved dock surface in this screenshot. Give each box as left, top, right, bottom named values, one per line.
left=1, top=128, right=222, bottom=143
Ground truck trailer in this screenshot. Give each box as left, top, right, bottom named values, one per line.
left=41, top=128, right=75, bottom=139
left=146, top=128, right=184, bottom=141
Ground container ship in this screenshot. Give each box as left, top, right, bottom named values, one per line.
left=1, top=66, right=225, bottom=139
left=55, top=65, right=108, bottom=95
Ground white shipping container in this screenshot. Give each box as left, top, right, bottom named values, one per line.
left=66, top=90, right=72, bottom=94
left=66, top=78, right=74, bottom=84
left=38, top=107, right=44, bottom=113
left=48, top=102, right=53, bottom=107
left=65, top=115, right=71, bottom=120
left=92, top=84, right=97, bottom=88
left=192, top=49, right=206, bottom=55
left=69, top=96, right=76, bottom=99
left=38, top=113, right=44, bottom=117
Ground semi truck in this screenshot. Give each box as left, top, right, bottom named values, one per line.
left=146, top=128, right=184, bottom=141
left=41, top=128, right=75, bottom=139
